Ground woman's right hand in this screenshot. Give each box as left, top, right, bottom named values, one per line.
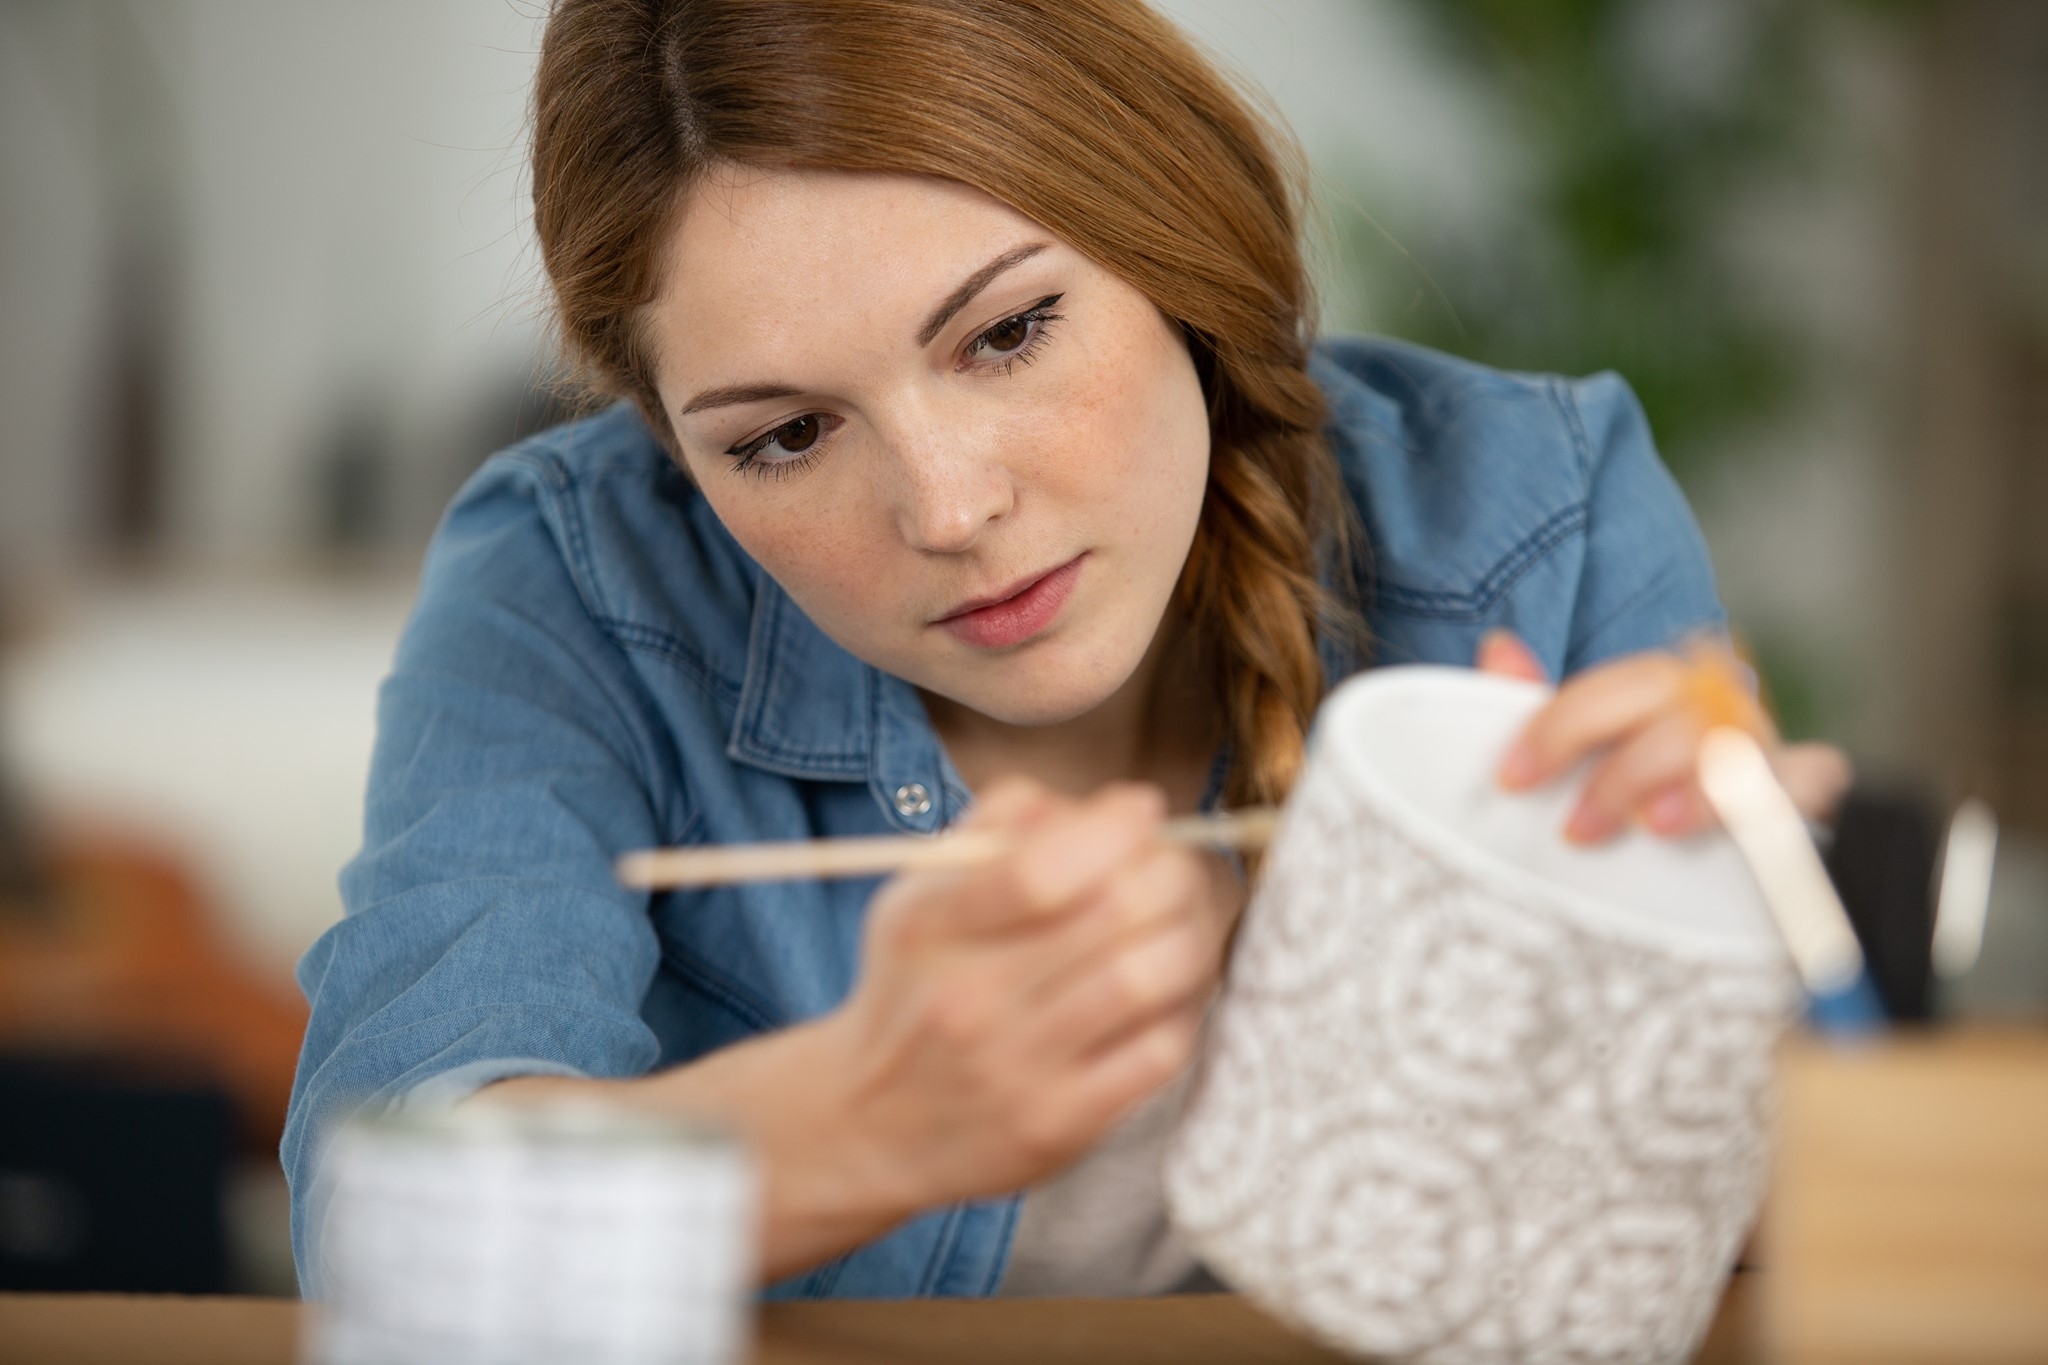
left=478, top=775, right=1238, bottom=1284
left=824, top=777, right=1238, bottom=1215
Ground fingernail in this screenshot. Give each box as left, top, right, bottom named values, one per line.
left=1498, top=742, right=1541, bottom=790
left=1643, top=788, right=1693, bottom=834
left=1564, top=802, right=1615, bottom=845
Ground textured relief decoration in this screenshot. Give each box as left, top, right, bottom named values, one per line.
left=1165, top=753, right=1797, bottom=1365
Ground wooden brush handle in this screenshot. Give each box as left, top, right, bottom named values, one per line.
left=614, top=807, right=1281, bottom=890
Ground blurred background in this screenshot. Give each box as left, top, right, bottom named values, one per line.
left=1, top=0, right=2042, bottom=1297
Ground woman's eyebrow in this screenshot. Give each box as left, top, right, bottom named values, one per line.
left=680, top=381, right=803, bottom=416
left=915, top=241, right=1051, bottom=346
left=680, top=241, right=1053, bottom=417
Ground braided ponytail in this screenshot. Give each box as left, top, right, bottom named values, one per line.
left=1179, top=346, right=1363, bottom=812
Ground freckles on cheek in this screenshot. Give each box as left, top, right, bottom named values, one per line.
left=1092, top=324, right=1203, bottom=472
left=1030, top=372, right=1142, bottom=496
left=738, top=512, right=881, bottom=612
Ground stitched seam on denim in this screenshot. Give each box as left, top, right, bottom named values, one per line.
left=503, top=435, right=739, bottom=719
left=808, top=1249, right=852, bottom=1298
left=595, top=616, right=742, bottom=708
left=918, top=1203, right=967, bottom=1295
left=736, top=590, right=868, bottom=768
left=663, top=806, right=706, bottom=854
left=867, top=666, right=909, bottom=827
left=344, top=1001, right=643, bottom=1049
left=1569, top=557, right=1726, bottom=663
left=1427, top=373, right=1535, bottom=432
left=1552, top=375, right=1597, bottom=482
left=656, top=938, right=781, bottom=1033
left=504, top=450, right=609, bottom=624
left=729, top=581, right=783, bottom=761
left=738, top=734, right=867, bottom=767
left=348, top=875, right=665, bottom=919
left=726, top=747, right=867, bottom=782
left=750, top=574, right=783, bottom=711
left=655, top=755, right=704, bottom=857
left=1373, top=502, right=1589, bottom=621
left=1351, top=342, right=1540, bottom=432
left=980, top=1195, right=1022, bottom=1295
left=494, top=449, right=693, bottom=830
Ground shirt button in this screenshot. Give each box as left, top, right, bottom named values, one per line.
left=893, top=782, right=932, bottom=818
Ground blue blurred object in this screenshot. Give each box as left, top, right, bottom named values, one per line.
left=1805, top=969, right=1890, bottom=1037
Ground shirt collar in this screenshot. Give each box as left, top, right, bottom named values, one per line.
left=727, top=574, right=959, bottom=832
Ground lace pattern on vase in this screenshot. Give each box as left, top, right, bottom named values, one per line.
left=1165, top=762, right=1795, bottom=1365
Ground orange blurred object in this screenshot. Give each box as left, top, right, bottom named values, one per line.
left=0, top=823, right=308, bottom=1151
left=1679, top=639, right=1773, bottom=738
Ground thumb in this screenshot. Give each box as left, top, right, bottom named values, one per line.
left=1476, top=629, right=1549, bottom=683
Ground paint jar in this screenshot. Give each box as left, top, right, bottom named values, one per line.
left=306, top=1100, right=755, bottom=1365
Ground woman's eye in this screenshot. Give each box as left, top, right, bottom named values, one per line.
left=964, top=295, right=1063, bottom=369
left=727, top=412, right=834, bottom=476
left=979, top=316, right=1032, bottom=354
left=768, top=414, right=821, bottom=453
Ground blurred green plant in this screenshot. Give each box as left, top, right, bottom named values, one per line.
left=1345, top=0, right=1912, bottom=483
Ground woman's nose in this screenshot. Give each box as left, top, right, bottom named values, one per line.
left=887, top=425, right=1016, bottom=556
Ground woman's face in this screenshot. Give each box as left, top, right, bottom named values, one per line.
left=643, top=168, right=1211, bottom=727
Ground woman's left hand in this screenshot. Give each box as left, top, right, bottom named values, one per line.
left=1477, top=630, right=1853, bottom=844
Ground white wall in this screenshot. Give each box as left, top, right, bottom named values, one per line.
left=0, top=1, right=550, bottom=574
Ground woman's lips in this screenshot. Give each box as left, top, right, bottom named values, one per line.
left=934, top=554, right=1086, bottom=650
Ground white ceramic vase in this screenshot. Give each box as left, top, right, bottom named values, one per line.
left=1165, top=666, right=1798, bottom=1365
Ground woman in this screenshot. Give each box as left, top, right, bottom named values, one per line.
left=284, top=0, right=1848, bottom=1300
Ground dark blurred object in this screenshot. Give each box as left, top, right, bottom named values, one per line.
left=1899, top=2, right=2048, bottom=840
left=0, top=1053, right=231, bottom=1293
left=1824, top=779, right=1942, bottom=1022
left=0, top=584, right=45, bottom=912
left=0, top=774, right=46, bottom=912
left=0, top=825, right=308, bottom=1152
left=313, top=402, right=395, bottom=553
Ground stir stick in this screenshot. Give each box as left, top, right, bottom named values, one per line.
left=615, top=806, right=1283, bottom=890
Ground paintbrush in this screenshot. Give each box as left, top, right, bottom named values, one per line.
left=614, top=806, right=1282, bottom=890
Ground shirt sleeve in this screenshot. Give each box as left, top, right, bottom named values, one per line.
left=282, top=452, right=675, bottom=1291
left=1558, top=371, right=1728, bottom=674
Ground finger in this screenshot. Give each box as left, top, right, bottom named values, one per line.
left=1014, top=844, right=1211, bottom=1006
left=884, top=784, right=1159, bottom=949
left=1775, top=743, right=1853, bottom=825
left=1499, top=651, right=1688, bottom=790
left=1066, top=1005, right=1205, bottom=1129
left=1563, top=708, right=1706, bottom=844
left=1640, top=780, right=1716, bottom=838
left=873, top=778, right=1068, bottom=950
left=1476, top=628, right=1549, bottom=683
left=1002, top=783, right=1165, bottom=922
left=1026, top=911, right=1216, bottom=1063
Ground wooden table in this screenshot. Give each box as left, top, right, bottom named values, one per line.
left=0, top=1277, right=1762, bottom=1364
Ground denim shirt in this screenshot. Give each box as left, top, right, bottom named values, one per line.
left=283, top=336, right=1725, bottom=1298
